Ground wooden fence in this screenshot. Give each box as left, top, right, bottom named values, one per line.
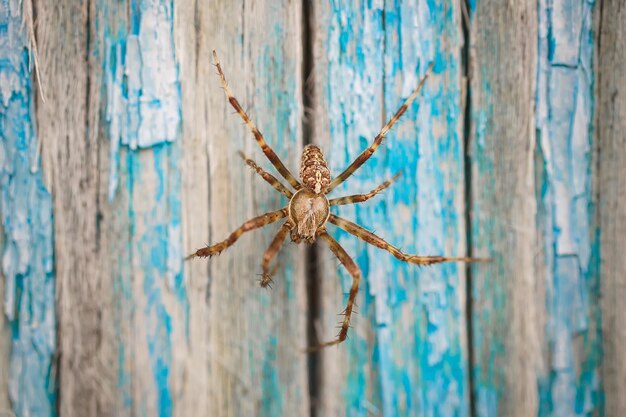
left=0, top=0, right=624, bottom=416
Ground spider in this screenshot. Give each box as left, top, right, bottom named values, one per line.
left=187, top=50, right=484, bottom=350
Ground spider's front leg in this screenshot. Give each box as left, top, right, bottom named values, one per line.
left=327, top=64, right=433, bottom=192
left=186, top=208, right=287, bottom=260
left=259, top=220, right=294, bottom=288
left=306, top=228, right=361, bottom=351
left=213, top=50, right=301, bottom=190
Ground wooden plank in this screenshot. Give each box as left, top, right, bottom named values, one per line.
left=467, top=1, right=541, bottom=416
left=171, top=1, right=211, bottom=416
left=0, top=223, right=7, bottom=414
left=535, top=1, right=602, bottom=415
left=32, top=0, right=308, bottom=416
left=597, top=1, right=626, bottom=415
left=311, top=2, right=469, bottom=415
left=0, top=1, right=56, bottom=416
left=183, top=1, right=309, bottom=416
left=309, top=2, right=384, bottom=412
left=102, top=0, right=188, bottom=415
left=35, top=1, right=119, bottom=416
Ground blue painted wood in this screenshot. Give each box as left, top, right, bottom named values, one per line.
left=597, top=1, right=626, bottom=415
left=470, top=0, right=603, bottom=416
left=1, top=1, right=616, bottom=415
left=468, top=1, right=540, bottom=416
left=535, top=0, right=602, bottom=415
left=318, top=1, right=469, bottom=415
left=102, top=1, right=185, bottom=415
left=198, top=2, right=309, bottom=415
left=0, top=1, right=56, bottom=416
left=379, top=2, right=469, bottom=416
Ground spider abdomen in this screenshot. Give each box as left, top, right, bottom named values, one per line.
left=288, top=189, right=330, bottom=243
left=300, top=145, right=331, bottom=194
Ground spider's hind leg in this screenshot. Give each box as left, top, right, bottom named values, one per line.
left=260, top=220, right=294, bottom=288
left=306, top=228, right=361, bottom=351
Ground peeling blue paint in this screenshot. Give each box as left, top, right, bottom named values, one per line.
left=325, top=1, right=468, bottom=415
left=325, top=2, right=385, bottom=415
left=0, top=1, right=56, bottom=416
left=104, top=0, right=181, bottom=200
left=536, top=0, right=602, bottom=415
left=101, top=1, right=184, bottom=415
left=260, top=336, right=284, bottom=417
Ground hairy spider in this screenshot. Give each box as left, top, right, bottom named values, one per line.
left=187, top=50, right=484, bottom=350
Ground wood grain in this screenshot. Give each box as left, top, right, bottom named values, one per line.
left=191, top=1, right=309, bottom=416
left=35, top=0, right=117, bottom=415
left=535, top=1, right=602, bottom=415
left=468, top=1, right=540, bottom=416
left=597, top=0, right=626, bottom=415
left=1, top=1, right=622, bottom=416
left=0, top=1, right=57, bottom=416
left=311, top=1, right=470, bottom=416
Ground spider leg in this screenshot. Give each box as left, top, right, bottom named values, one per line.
left=329, top=214, right=488, bottom=265
left=213, top=50, right=301, bottom=190
left=238, top=151, right=293, bottom=198
left=328, top=172, right=401, bottom=206
left=327, top=64, right=433, bottom=193
left=186, top=208, right=288, bottom=260
left=306, top=228, right=361, bottom=351
left=259, top=220, right=294, bottom=288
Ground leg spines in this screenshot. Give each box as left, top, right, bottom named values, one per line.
left=328, top=64, right=433, bottom=192
left=238, top=151, right=294, bottom=198
left=260, top=220, right=294, bottom=288
left=212, top=50, right=302, bottom=190
left=186, top=208, right=288, bottom=260
left=305, top=229, right=362, bottom=351
left=329, top=172, right=402, bottom=206
left=329, top=214, right=488, bottom=265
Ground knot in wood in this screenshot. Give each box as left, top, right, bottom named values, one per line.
left=300, top=144, right=331, bottom=194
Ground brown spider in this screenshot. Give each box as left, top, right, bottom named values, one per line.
left=187, top=50, right=484, bottom=350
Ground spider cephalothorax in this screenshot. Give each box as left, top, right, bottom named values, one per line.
left=188, top=51, right=484, bottom=350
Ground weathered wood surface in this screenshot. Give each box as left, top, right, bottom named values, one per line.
left=467, top=1, right=541, bottom=416
left=22, top=0, right=308, bottom=416
left=0, top=1, right=56, bottom=416
left=469, top=1, right=602, bottom=417
left=598, top=0, right=626, bottom=416
left=310, top=1, right=470, bottom=416
left=0, top=1, right=624, bottom=417
left=534, top=1, right=601, bottom=415
left=181, top=1, right=309, bottom=416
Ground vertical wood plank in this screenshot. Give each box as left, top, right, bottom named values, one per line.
left=311, top=2, right=385, bottom=414
left=468, top=1, right=540, bottom=416
left=597, top=0, right=626, bottom=415
left=0, top=1, right=56, bottom=416
left=197, top=1, right=309, bottom=416
left=0, top=221, right=7, bottom=414
left=535, top=0, right=602, bottom=415
left=172, top=1, right=211, bottom=415
left=311, top=1, right=469, bottom=415
left=100, top=1, right=187, bottom=416
left=382, top=2, right=469, bottom=415
left=35, top=0, right=118, bottom=415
